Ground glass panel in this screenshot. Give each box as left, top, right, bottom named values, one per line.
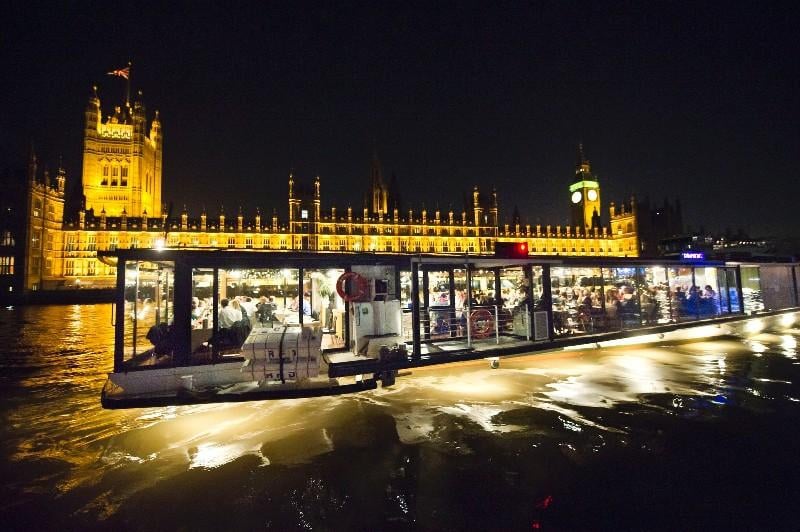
left=304, top=268, right=346, bottom=350
left=668, top=266, right=696, bottom=322
left=759, top=266, right=796, bottom=310
left=741, top=266, right=763, bottom=313
left=191, top=268, right=214, bottom=360
left=603, top=267, right=639, bottom=330
left=427, top=270, right=451, bottom=307
left=399, top=270, right=413, bottom=309
left=425, top=270, right=452, bottom=339
left=693, top=267, right=722, bottom=317
left=470, top=269, right=497, bottom=306
left=123, top=260, right=175, bottom=368
left=551, top=266, right=603, bottom=336
left=725, top=268, right=742, bottom=313
left=639, top=266, right=671, bottom=325
left=500, top=266, right=527, bottom=336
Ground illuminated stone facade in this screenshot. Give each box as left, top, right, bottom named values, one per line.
left=19, top=86, right=638, bottom=293
left=22, top=154, right=66, bottom=291
left=81, top=86, right=163, bottom=218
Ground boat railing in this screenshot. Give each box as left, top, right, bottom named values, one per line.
left=412, top=304, right=528, bottom=347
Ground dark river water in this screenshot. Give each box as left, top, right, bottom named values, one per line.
left=1, top=305, right=800, bottom=531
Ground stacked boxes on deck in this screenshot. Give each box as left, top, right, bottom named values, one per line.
left=241, top=326, right=322, bottom=382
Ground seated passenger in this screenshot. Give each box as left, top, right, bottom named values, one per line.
left=219, top=298, right=242, bottom=329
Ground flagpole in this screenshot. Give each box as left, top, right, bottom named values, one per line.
left=126, top=61, right=132, bottom=108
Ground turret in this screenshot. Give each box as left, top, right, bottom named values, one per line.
left=272, top=208, right=278, bottom=232
left=85, top=86, right=101, bottom=134
left=313, top=175, right=321, bottom=221
left=200, top=207, right=207, bottom=231
left=255, top=208, right=261, bottom=232
left=28, top=146, right=38, bottom=184
left=132, top=91, right=146, bottom=138
left=237, top=206, right=244, bottom=232
left=181, top=205, right=188, bottom=231
left=219, top=205, right=225, bottom=230
left=472, top=185, right=482, bottom=225
left=56, top=163, right=66, bottom=194
left=490, top=188, right=499, bottom=226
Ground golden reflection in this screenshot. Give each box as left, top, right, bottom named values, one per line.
left=5, top=303, right=800, bottom=524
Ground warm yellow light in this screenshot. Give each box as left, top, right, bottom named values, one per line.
left=154, top=237, right=165, bottom=250
left=780, top=313, right=796, bottom=327
left=744, top=319, right=764, bottom=334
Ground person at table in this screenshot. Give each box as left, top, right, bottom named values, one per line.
left=218, top=298, right=242, bottom=329
left=256, top=296, right=275, bottom=325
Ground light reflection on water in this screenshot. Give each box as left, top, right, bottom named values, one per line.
left=1, top=305, right=800, bottom=530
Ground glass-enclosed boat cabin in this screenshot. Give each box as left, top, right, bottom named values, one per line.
left=100, top=248, right=799, bottom=407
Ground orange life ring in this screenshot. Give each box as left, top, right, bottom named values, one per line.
left=336, top=272, right=370, bottom=302
left=470, top=309, right=494, bottom=339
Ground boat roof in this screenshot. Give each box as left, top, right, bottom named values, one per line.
left=91, top=247, right=800, bottom=269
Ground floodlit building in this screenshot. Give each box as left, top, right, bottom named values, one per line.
left=4, top=82, right=638, bottom=298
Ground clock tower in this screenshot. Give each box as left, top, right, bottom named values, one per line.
left=569, top=144, right=601, bottom=232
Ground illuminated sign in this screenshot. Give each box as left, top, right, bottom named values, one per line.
left=681, top=251, right=705, bottom=261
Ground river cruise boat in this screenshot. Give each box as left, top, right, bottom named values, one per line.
left=99, top=248, right=800, bottom=408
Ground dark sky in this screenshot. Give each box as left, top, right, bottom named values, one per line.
left=3, top=2, right=798, bottom=236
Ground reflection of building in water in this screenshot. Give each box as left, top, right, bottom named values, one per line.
left=9, top=81, right=640, bottom=297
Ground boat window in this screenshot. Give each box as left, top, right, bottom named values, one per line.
left=639, top=266, right=672, bottom=325
left=399, top=270, right=413, bottom=309
left=692, top=267, right=723, bottom=318
left=667, top=267, right=699, bottom=321
left=499, top=266, right=529, bottom=336
left=759, top=265, right=797, bottom=310
left=740, top=266, right=764, bottom=313
left=427, top=270, right=451, bottom=307
left=602, top=267, right=640, bottom=331
left=551, top=266, right=604, bottom=337
left=715, top=267, right=740, bottom=314
left=304, top=268, right=346, bottom=350
left=469, top=269, right=496, bottom=307
left=422, top=269, right=450, bottom=340
left=123, top=260, right=175, bottom=369
left=191, top=268, right=214, bottom=360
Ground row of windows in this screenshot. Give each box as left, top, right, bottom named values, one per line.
left=64, top=260, right=105, bottom=276
left=0, top=256, right=13, bottom=275
left=101, top=146, right=130, bottom=154
left=100, top=165, right=129, bottom=187
left=1, top=231, right=14, bottom=246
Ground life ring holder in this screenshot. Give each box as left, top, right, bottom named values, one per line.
left=336, top=272, right=370, bottom=302
left=470, top=308, right=494, bottom=339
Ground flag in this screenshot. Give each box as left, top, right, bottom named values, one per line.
left=107, top=66, right=130, bottom=80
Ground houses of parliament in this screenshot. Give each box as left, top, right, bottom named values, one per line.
left=0, top=82, right=640, bottom=298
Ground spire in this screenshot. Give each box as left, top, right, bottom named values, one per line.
left=28, top=143, right=37, bottom=183
left=575, top=143, right=593, bottom=180
left=576, top=142, right=587, bottom=168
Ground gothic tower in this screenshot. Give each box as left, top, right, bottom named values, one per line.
left=81, top=85, right=162, bottom=217
left=369, top=151, right=389, bottom=215
left=569, top=143, right=601, bottom=232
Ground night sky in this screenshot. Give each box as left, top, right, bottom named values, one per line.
left=3, top=2, right=798, bottom=236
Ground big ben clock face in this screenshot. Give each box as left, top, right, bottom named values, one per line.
left=587, top=189, right=598, bottom=201
left=571, top=191, right=582, bottom=204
